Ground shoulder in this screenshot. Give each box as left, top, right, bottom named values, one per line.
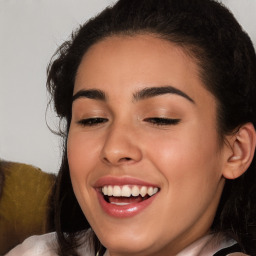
left=212, top=237, right=249, bottom=256
left=5, top=231, right=95, bottom=256
left=5, top=232, right=58, bottom=256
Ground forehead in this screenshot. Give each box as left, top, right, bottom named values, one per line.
left=76, top=34, right=199, bottom=78
left=74, top=34, right=212, bottom=105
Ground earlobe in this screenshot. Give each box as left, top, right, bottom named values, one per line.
left=223, top=123, right=256, bottom=180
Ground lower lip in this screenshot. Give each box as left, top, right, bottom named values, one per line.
left=96, top=190, right=157, bottom=218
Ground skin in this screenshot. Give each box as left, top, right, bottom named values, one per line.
left=67, top=35, right=229, bottom=256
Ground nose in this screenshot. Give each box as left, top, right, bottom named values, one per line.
left=100, top=122, right=143, bottom=166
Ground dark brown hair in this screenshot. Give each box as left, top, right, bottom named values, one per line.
left=47, top=0, right=256, bottom=255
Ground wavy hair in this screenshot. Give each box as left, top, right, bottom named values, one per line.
left=47, top=0, right=256, bottom=255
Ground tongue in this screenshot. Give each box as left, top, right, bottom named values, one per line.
left=108, top=196, right=145, bottom=204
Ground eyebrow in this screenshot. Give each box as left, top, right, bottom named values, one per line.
left=72, top=89, right=106, bottom=102
left=133, top=86, right=195, bottom=103
left=72, top=86, right=195, bottom=104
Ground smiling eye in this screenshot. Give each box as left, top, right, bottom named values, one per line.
left=77, top=117, right=108, bottom=126
left=144, top=117, right=180, bottom=126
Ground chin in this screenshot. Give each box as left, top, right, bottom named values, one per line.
left=97, top=227, right=162, bottom=256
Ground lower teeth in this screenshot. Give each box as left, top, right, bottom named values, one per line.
left=110, top=202, right=130, bottom=206
left=104, top=195, right=150, bottom=204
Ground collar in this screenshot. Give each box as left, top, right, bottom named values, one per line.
left=103, top=234, right=238, bottom=256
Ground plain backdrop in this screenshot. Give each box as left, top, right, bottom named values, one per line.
left=1, top=0, right=256, bottom=174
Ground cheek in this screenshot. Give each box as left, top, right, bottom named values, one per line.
left=67, top=132, right=100, bottom=215
left=67, top=132, right=100, bottom=177
left=67, top=131, right=101, bottom=207
left=145, top=125, right=222, bottom=192
left=146, top=129, right=223, bottom=225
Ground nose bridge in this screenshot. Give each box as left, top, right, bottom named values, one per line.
left=101, top=119, right=142, bottom=165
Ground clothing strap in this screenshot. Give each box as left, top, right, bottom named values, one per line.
left=213, top=243, right=242, bottom=256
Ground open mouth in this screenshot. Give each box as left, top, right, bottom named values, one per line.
left=101, top=185, right=159, bottom=206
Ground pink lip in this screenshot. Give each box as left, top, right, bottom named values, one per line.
left=96, top=190, right=157, bottom=218
left=94, top=176, right=159, bottom=218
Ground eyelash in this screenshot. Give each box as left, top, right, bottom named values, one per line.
left=77, top=117, right=180, bottom=127
left=144, top=117, right=180, bottom=126
left=77, top=118, right=108, bottom=126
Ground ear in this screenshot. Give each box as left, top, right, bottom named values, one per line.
left=222, top=123, right=256, bottom=180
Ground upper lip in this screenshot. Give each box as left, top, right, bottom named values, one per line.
left=94, top=176, right=159, bottom=188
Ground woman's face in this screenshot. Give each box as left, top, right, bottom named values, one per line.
left=68, top=35, right=227, bottom=256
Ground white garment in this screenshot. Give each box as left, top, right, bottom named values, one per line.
left=5, top=232, right=243, bottom=256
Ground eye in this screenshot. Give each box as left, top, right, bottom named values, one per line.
left=77, top=117, right=108, bottom=126
left=144, top=117, right=180, bottom=126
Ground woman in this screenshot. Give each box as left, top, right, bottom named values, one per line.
left=7, top=0, right=256, bottom=255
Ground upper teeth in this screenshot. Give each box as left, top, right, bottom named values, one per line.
left=101, top=185, right=159, bottom=197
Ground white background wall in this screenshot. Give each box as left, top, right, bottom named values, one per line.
left=1, top=0, right=256, bottom=174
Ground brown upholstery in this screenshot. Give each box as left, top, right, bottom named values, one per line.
left=0, top=160, right=56, bottom=254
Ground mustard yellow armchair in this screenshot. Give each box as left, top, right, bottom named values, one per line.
left=0, top=160, right=56, bottom=255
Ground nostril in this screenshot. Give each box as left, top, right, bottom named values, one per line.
left=103, top=157, right=111, bottom=164
left=102, top=156, right=134, bottom=165
left=119, top=157, right=132, bottom=162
